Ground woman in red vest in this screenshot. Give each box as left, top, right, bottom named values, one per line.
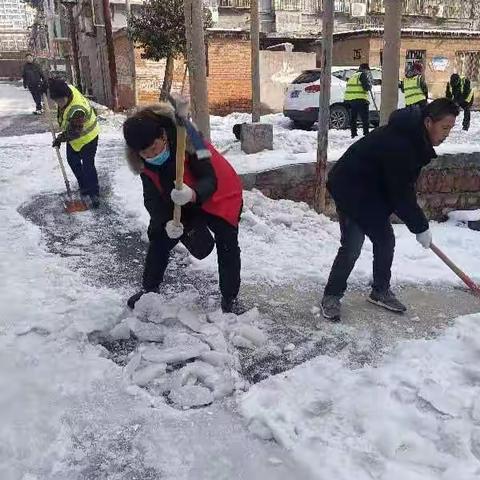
left=123, top=105, right=243, bottom=313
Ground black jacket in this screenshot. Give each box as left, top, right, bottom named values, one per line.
left=446, top=78, right=473, bottom=106
left=22, top=62, right=46, bottom=89
left=327, top=107, right=435, bottom=234
left=141, top=152, right=217, bottom=238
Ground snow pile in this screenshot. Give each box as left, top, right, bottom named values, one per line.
left=101, top=292, right=267, bottom=408
left=241, top=313, right=480, bottom=479
left=448, top=209, right=480, bottom=225
left=188, top=190, right=480, bottom=287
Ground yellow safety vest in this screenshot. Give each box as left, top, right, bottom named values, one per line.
left=403, top=75, right=427, bottom=106
left=58, top=85, right=99, bottom=152
left=449, top=77, right=474, bottom=103
left=344, top=72, right=369, bottom=102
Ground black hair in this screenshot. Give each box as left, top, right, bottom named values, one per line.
left=359, top=63, right=370, bottom=71
left=423, top=98, right=460, bottom=122
left=450, top=73, right=461, bottom=85
left=48, top=78, right=71, bottom=99
left=25, top=53, right=33, bottom=58
left=123, top=110, right=176, bottom=152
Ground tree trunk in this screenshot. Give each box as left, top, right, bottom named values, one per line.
left=380, top=0, right=402, bottom=126
left=184, top=0, right=210, bottom=140
left=160, top=55, right=174, bottom=101
left=314, top=0, right=334, bottom=214
left=251, top=0, right=261, bottom=123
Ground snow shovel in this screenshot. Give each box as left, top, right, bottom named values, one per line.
left=430, top=242, right=480, bottom=297
left=370, top=90, right=379, bottom=115
left=42, top=94, right=87, bottom=213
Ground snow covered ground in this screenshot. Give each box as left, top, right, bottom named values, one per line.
left=2, top=82, right=480, bottom=479
left=211, top=110, right=480, bottom=174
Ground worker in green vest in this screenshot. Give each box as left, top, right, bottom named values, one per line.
left=344, top=63, right=372, bottom=138
left=446, top=73, right=474, bottom=131
left=48, top=78, right=101, bottom=208
left=401, top=62, right=428, bottom=108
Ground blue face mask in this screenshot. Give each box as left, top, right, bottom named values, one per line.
left=145, top=148, right=170, bottom=166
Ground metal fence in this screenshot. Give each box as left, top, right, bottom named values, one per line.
left=456, top=51, right=480, bottom=84
left=218, top=0, right=251, bottom=8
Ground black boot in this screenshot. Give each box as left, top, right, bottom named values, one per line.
left=221, top=297, right=246, bottom=315
left=127, top=288, right=158, bottom=309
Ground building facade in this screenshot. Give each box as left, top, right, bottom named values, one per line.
left=0, top=0, right=36, bottom=52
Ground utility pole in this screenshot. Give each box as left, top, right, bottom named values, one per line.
left=62, top=1, right=82, bottom=91
left=102, top=0, right=119, bottom=111
left=250, top=0, right=261, bottom=123
left=184, top=0, right=210, bottom=139
left=314, top=0, right=334, bottom=213
left=380, top=0, right=402, bottom=126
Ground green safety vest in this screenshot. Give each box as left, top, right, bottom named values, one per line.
left=344, top=72, right=369, bottom=101
left=58, top=85, right=99, bottom=152
left=403, top=75, right=427, bottom=106
left=450, top=77, right=474, bottom=103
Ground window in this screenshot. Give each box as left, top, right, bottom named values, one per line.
left=455, top=51, right=480, bottom=83
left=405, top=49, right=426, bottom=75
left=292, top=70, right=321, bottom=84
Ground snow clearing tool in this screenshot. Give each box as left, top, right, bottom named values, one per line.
left=430, top=242, right=480, bottom=297
left=370, top=90, right=379, bottom=116
left=43, top=94, right=88, bottom=213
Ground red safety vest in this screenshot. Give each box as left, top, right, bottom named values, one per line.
left=142, top=142, right=243, bottom=227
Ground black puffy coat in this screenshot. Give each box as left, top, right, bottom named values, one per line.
left=327, top=107, right=435, bottom=234
left=22, top=62, right=45, bottom=89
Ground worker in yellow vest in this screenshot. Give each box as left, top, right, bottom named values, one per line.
left=401, top=62, right=428, bottom=108
left=48, top=78, right=101, bottom=208
left=344, top=63, right=372, bottom=138
left=446, top=73, right=474, bottom=131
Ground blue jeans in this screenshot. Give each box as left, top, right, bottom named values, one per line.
left=66, top=136, right=99, bottom=196
left=324, top=210, right=395, bottom=297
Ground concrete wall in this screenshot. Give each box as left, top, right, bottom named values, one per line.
left=240, top=153, right=480, bottom=221
left=259, top=50, right=316, bottom=113
left=332, top=37, right=371, bottom=67
left=113, top=31, right=136, bottom=110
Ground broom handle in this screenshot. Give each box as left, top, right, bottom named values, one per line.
left=43, top=94, right=73, bottom=197
left=430, top=242, right=480, bottom=295
left=173, top=124, right=187, bottom=226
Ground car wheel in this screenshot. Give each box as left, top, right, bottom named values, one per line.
left=329, top=105, right=349, bottom=130
left=292, top=120, right=314, bottom=130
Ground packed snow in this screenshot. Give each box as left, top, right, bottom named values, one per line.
left=241, top=313, right=480, bottom=479
left=2, top=82, right=480, bottom=479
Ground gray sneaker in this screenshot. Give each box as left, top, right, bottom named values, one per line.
left=367, top=289, right=407, bottom=313
left=321, top=295, right=341, bottom=322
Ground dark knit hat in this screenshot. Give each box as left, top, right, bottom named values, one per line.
left=48, top=78, right=71, bottom=99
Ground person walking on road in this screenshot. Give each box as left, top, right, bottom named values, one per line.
left=22, top=53, right=47, bottom=114
left=344, top=63, right=372, bottom=138
left=321, top=98, right=459, bottom=322
left=401, top=62, right=428, bottom=108
left=446, top=73, right=474, bottom=131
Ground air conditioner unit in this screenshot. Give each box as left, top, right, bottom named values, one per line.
left=351, top=2, right=367, bottom=17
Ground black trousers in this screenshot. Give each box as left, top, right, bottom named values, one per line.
left=66, top=136, right=99, bottom=196
left=28, top=86, right=43, bottom=111
left=324, top=210, right=395, bottom=297
left=461, top=103, right=471, bottom=131
left=348, top=99, right=370, bottom=137
left=143, top=214, right=241, bottom=301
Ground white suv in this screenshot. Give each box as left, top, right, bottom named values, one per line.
left=283, top=66, right=405, bottom=130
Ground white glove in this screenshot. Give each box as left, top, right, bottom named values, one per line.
left=170, top=184, right=195, bottom=206
left=165, top=220, right=184, bottom=239
left=416, top=229, right=432, bottom=249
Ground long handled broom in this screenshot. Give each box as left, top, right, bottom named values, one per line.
left=430, top=242, right=480, bottom=297
left=42, top=94, right=87, bottom=213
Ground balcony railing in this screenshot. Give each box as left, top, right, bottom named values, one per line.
left=218, top=0, right=251, bottom=8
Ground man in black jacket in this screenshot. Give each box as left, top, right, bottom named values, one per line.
left=321, top=98, right=459, bottom=322
left=22, top=53, right=46, bottom=114
left=446, top=73, right=474, bottom=131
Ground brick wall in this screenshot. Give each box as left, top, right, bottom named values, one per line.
left=207, top=35, right=252, bottom=114
left=114, top=32, right=136, bottom=110
left=241, top=153, right=480, bottom=221
left=332, top=37, right=371, bottom=66
left=133, top=32, right=252, bottom=115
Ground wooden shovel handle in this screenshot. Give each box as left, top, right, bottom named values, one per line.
left=173, top=125, right=187, bottom=226
left=430, top=242, right=480, bottom=296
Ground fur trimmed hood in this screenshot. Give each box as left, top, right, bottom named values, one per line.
left=125, top=103, right=195, bottom=175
